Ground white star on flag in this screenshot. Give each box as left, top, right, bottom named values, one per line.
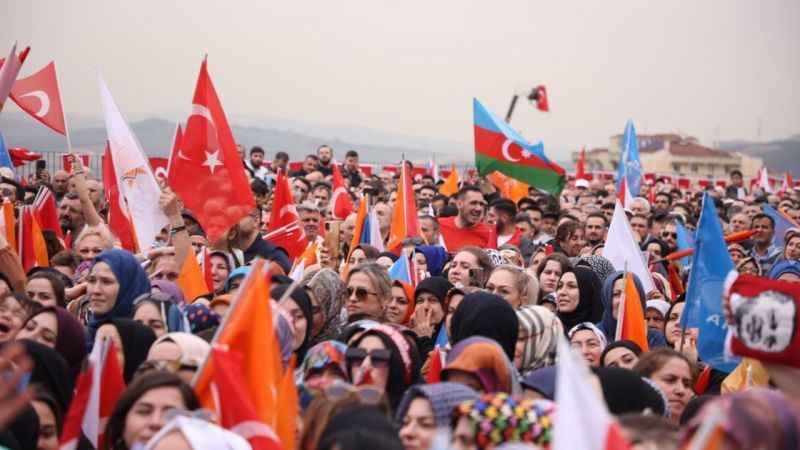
left=202, top=150, right=223, bottom=174
left=521, top=149, right=532, bottom=159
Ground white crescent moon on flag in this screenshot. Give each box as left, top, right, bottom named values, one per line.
left=191, top=104, right=214, bottom=122
left=19, top=90, right=50, bottom=117
left=154, top=167, right=168, bottom=179
left=501, top=139, right=520, bottom=162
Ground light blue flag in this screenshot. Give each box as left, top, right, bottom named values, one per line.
left=674, top=220, right=693, bottom=267
left=0, top=132, right=13, bottom=172
left=388, top=250, right=412, bottom=284
left=763, top=204, right=796, bottom=248
left=616, top=120, right=642, bottom=197
left=680, top=193, right=739, bottom=372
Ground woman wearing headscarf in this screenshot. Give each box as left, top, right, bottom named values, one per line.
left=554, top=265, right=603, bottom=332
left=409, top=276, right=453, bottom=361
left=680, top=388, right=800, bottom=450
left=386, top=280, right=415, bottom=326
left=577, top=254, right=616, bottom=287
left=303, top=268, right=347, bottom=346
left=19, top=339, right=73, bottom=415
left=273, top=283, right=314, bottom=362
left=415, top=245, right=448, bottom=277
left=132, top=291, right=187, bottom=338
left=299, top=340, right=349, bottom=387
left=597, top=271, right=668, bottom=349
left=18, top=306, right=86, bottom=381
left=149, top=279, right=186, bottom=306
left=85, top=249, right=151, bottom=351
left=515, top=305, right=563, bottom=376
left=441, top=337, right=520, bottom=395
left=183, top=303, right=220, bottom=335
left=449, top=292, right=519, bottom=361
left=95, top=318, right=157, bottom=383
left=451, top=392, right=555, bottom=450
left=396, top=382, right=479, bottom=450
left=346, top=324, right=421, bottom=412
left=141, top=414, right=250, bottom=450
left=143, top=332, right=211, bottom=384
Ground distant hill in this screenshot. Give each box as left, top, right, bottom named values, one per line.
left=719, top=135, right=800, bottom=177
left=0, top=113, right=472, bottom=165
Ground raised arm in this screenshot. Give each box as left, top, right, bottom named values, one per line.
left=159, top=183, right=190, bottom=268
left=0, top=229, right=26, bottom=293
left=68, top=154, right=103, bottom=227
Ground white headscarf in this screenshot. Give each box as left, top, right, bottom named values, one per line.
left=142, top=415, right=251, bottom=450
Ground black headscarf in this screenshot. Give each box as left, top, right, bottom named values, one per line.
left=20, top=339, right=73, bottom=413
left=413, top=277, right=453, bottom=304
left=594, top=367, right=666, bottom=417
left=108, top=318, right=157, bottom=383
left=0, top=405, right=39, bottom=450
left=271, top=284, right=314, bottom=361
left=450, top=292, right=519, bottom=359
left=556, top=266, right=603, bottom=332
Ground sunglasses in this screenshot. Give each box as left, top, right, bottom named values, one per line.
left=323, top=380, right=383, bottom=405
left=135, top=359, right=198, bottom=378
left=345, top=348, right=391, bottom=368
left=662, top=232, right=677, bottom=238
left=347, top=286, right=378, bottom=301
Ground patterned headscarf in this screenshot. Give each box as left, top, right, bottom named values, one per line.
left=515, top=305, right=563, bottom=376
left=303, top=268, right=346, bottom=345
left=395, top=382, right=479, bottom=427
left=681, top=388, right=800, bottom=450
left=184, top=303, right=220, bottom=334
left=577, top=255, right=616, bottom=285
left=299, top=340, right=349, bottom=382
left=453, top=393, right=555, bottom=449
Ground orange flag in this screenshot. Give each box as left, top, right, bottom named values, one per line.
left=193, top=260, right=290, bottom=444
left=276, top=355, right=298, bottom=450
left=616, top=273, right=649, bottom=351
left=439, top=164, right=459, bottom=197
left=18, top=206, right=48, bottom=271
left=177, top=248, right=211, bottom=303
left=1, top=199, right=15, bottom=251
left=387, top=161, right=420, bottom=251
left=488, top=171, right=529, bottom=203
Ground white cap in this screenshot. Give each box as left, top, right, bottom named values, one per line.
left=575, top=179, right=590, bottom=189
left=645, top=299, right=671, bottom=317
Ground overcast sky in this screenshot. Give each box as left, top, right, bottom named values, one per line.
left=2, top=1, right=798, bottom=159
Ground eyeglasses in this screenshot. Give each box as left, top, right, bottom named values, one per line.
left=661, top=232, right=677, bottom=239
left=346, top=286, right=378, bottom=301
left=323, top=380, right=384, bottom=405
left=135, top=359, right=198, bottom=378
left=345, top=348, right=391, bottom=368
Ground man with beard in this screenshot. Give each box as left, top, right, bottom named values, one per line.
left=488, top=198, right=521, bottom=247
left=341, top=150, right=363, bottom=188
left=584, top=212, right=608, bottom=248
left=234, top=206, right=291, bottom=273
left=290, top=154, right=319, bottom=178
left=316, top=145, right=334, bottom=177
left=418, top=214, right=441, bottom=245
left=437, top=185, right=495, bottom=252
left=244, top=146, right=269, bottom=181
left=750, top=213, right=780, bottom=273
left=58, top=192, right=86, bottom=237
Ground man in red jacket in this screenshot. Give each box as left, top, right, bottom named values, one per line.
left=438, top=185, right=496, bottom=252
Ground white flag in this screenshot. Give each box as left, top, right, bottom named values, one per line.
left=553, top=337, right=630, bottom=450
left=99, top=75, right=168, bottom=250
left=602, top=200, right=655, bottom=292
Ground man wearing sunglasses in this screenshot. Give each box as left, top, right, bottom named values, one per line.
left=660, top=221, right=679, bottom=253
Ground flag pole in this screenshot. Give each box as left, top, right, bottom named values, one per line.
left=53, top=61, right=73, bottom=153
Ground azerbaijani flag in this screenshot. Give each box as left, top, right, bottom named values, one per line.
left=473, top=98, right=565, bottom=195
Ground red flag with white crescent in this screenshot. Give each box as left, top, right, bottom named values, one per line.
left=8, top=61, right=66, bottom=135
left=102, top=143, right=138, bottom=252
left=168, top=58, right=255, bottom=243
left=331, top=163, right=354, bottom=220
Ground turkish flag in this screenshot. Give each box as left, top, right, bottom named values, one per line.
left=532, top=85, right=549, bottom=112
left=103, top=144, right=137, bottom=252
left=9, top=61, right=66, bottom=135
left=62, top=154, right=90, bottom=173
left=576, top=147, right=586, bottom=180
left=7, top=147, right=41, bottom=167
left=148, top=157, right=169, bottom=180
left=266, top=171, right=307, bottom=260
left=32, top=186, right=63, bottom=240
left=331, top=163, right=354, bottom=220
left=168, top=59, right=255, bottom=243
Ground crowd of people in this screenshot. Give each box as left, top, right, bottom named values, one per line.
left=0, top=143, right=799, bottom=450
